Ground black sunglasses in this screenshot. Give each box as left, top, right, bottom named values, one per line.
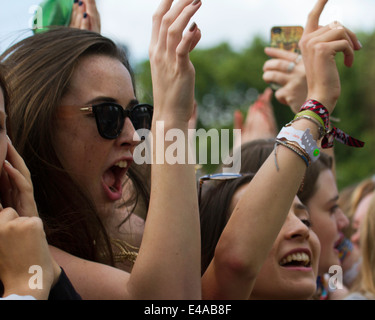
left=80, top=102, right=153, bottom=139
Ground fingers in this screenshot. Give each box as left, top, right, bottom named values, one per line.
left=330, top=39, right=355, bottom=67
left=274, top=88, right=288, bottom=106
left=85, top=0, right=101, bottom=32
left=150, top=0, right=174, bottom=49
left=263, top=70, right=289, bottom=87
left=176, top=22, right=201, bottom=62
left=260, top=87, right=273, bottom=104
left=303, top=26, right=356, bottom=67
left=3, top=158, right=33, bottom=197
left=70, top=1, right=79, bottom=26
left=70, top=0, right=100, bottom=32
left=70, top=1, right=85, bottom=29
left=151, top=0, right=202, bottom=55
left=264, top=47, right=300, bottom=62
left=263, top=58, right=298, bottom=74
left=189, top=25, right=202, bottom=52
left=305, top=0, right=329, bottom=33
left=6, top=141, right=31, bottom=183
left=0, top=207, right=19, bottom=223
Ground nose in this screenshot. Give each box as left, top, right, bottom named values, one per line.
left=351, top=229, right=360, bottom=248
left=284, top=214, right=310, bottom=241
left=335, top=208, right=349, bottom=231
left=116, top=117, right=138, bottom=150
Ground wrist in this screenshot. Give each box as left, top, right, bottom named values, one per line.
left=306, top=95, right=336, bottom=114
left=290, top=119, right=321, bottom=142
left=3, top=282, right=46, bottom=300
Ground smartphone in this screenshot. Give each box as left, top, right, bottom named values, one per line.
left=270, top=26, right=304, bottom=53
left=269, top=26, right=304, bottom=90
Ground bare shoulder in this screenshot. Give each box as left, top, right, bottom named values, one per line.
left=49, top=245, right=131, bottom=300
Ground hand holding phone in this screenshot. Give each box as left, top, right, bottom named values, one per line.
left=269, top=26, right=304, bottom=90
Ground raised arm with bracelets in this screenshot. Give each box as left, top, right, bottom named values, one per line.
left=201, top=0, right=362, bottom=300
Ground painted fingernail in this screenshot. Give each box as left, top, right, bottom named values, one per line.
left=189, top=22, right=197, bottom=32
left=78, top=1, right=83, bottom=6
left=4, top=160, right=12, bottom=168
left=83, top=12, right=88, bottom=18
left=192, top=0, right=201, bottom=5
left=74, top=0, right=78, bottom=3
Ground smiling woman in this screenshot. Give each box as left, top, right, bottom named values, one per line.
left=199, top=140, right=320, bottom=300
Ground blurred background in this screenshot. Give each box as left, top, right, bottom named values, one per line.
left=1, top=0, right=375, bottom=188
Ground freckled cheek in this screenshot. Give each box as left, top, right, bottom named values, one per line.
left=55, top=121, right=102, bottom=177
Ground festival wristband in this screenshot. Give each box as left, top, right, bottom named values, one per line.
left=299, top=100, right=365, bottom=149
left=277, top=126, right=320, bottom=163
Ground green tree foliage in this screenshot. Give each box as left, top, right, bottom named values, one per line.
left=133, top=31, right=375, bottom=189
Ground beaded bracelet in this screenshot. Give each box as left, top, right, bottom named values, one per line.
left=299, top=99, right=365, bottom=148
left=278, top=139, right=310, bottom=166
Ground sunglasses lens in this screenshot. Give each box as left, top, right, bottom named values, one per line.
left=130, top=104, right=153, bottom=130
left=95, top=104, right=123, bottom=139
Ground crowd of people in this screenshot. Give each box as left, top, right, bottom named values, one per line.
left=0, top=0, right=374, bottom=301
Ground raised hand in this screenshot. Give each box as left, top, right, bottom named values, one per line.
left=299, top=0, right=362, bottom=113
left=233, top=87, right=278, bottom=149
left=70, top=0, right=101, bottom=33
left=263, top=47, right=307, bottom=114
left=149, top=0, right=202, bottom=126
left=0, top=209, right=60, bottom=299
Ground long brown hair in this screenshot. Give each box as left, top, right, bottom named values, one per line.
left=297, top=152, right=333, bottom=204
left=0, top=64, right=10, bottom=138
left=0, top=27, right=148, bottom=265
left=0, top=63, right=10, bottom=296
left=200, top=139, right=274, bottom=274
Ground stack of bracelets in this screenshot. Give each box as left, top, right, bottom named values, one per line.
left=275, top=99, right=365, bottom=170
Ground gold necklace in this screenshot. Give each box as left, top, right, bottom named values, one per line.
left=111, top=238, right=139, bottom=264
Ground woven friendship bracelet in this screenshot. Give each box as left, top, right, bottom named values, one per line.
left=299, top=100, right=365, bottom=149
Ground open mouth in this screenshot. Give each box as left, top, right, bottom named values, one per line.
left=279, top=252, right=311, bottom=268
left=334, top=233, right=345, bottom=250
left=102, top=160, right=130, bottom=201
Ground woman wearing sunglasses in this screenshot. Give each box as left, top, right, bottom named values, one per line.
left=1, top=0, right=202, bottom=299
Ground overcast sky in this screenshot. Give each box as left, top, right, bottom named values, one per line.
left=1, top=0, right=375, bottom=63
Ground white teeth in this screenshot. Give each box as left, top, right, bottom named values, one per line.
left=115, top=160, right=128, bottom=168
left=280, top=252, right=310, bottom=266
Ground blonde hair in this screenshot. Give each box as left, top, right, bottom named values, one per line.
left=358, top=193, right=375, bottom=296
left=349, top=177, right=375, bottom=219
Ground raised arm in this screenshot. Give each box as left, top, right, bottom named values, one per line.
left=131, top=0, right=202, bottom=299
left=202, top=0, right=361, bottom=299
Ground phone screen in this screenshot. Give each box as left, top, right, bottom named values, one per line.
left=270, top=26, right=304, bottom=53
